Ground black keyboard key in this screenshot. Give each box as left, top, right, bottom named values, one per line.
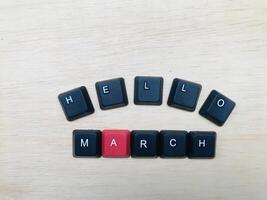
left=73, top=130, right=101, bottom=157
left=159, top=130, right=187, bottom=158
left=199, top=90, right=236, bottom=126
left=167, top=78, right=202, bottom=111
left=58, top=86, right=95, bottom=121
left=187, top=131, right=216, bottom=158
left=134, top=76, right=163, bottom=105
left=95, top=78, right=128, bottom=110
left=131, top=130, right=159, bottom=157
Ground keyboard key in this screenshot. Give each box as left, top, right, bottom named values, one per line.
left=58, top=86, right=95, bottom=121
left=134, top=76, right=163, bottom=105
left=102, top=130, right=131, bottom=158
left=187, top=131, right=216, bottom=158
left=73, top=130, right=101, bottom=157
left=167, top=78, right=202, bottom=111
left=159, top=130, right=187, bottom=158
left=95, top=78, right=128, bottom=110
left=131, top=130, right=159, bottom=157
left=199, top=90, right=236, bottom=126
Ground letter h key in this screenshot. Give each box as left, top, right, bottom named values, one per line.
left=58, top=86, right=95, bottom=121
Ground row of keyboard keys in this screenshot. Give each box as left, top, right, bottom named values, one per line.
left=58, top=77, right=235, bottom=126
left=73, top=130, right=216, bottom=158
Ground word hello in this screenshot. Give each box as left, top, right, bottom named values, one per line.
left=58, top=76, right=236, bottom=126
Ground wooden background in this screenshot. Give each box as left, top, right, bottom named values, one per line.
left=1, top=0, right=267, bottom=199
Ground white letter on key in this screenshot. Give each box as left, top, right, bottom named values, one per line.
left=65, top=96, right=73, bottom=104
left=140, top=140, right=147, bottom=148
left=144, top=81, right=150, bottom=90
left=170, top=139, right=177, bottom=147
left=181, top=84, right=186, bottom=92
left=110, top=139, right=117, bottom=147
left=198, top=139, right=206, bottom=147
left=102, top=85, right=110, bottom=94
left=80, top=139, right=89, bottom=147
left=217, top=99, right=225, bottom=107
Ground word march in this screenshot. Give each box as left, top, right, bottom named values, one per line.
left=73, top=130, right=217, bottom=159
left=58, top=76, right=236, bottom=126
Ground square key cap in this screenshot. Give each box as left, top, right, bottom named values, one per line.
left=58, top=86, right=95, bottom=121
left=131, top=130, right=159, bottom=157
left=188, top=131, right=216, bottom=158
left=102, top=130, right=131, bottom=158
left=167, top=78, right=202, bottom=111
left=95, top=78, right=128, bottom=110
left=199, top=90, right=236, bottom=126
left=134, top=76, right=163, bottom=105
left=159, top=130, right=187, bottom=158
left=73, top=130, right=101, bottom=157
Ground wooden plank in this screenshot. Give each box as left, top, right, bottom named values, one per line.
left=1, top=0, right=267, bottom=199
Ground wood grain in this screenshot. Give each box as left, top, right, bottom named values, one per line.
left=1, top=0, right=267, bottom=199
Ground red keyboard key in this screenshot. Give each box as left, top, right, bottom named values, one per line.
left=102, top=130, right=131, bottom=157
